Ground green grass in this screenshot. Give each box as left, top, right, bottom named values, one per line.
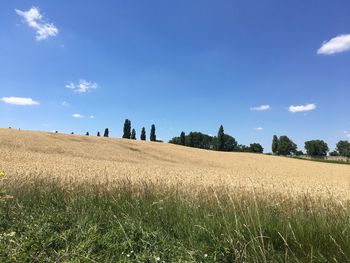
left=1, top=179, right=350, bottom=262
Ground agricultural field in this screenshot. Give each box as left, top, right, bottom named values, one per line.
left=1, top=129, right=350, bottom=262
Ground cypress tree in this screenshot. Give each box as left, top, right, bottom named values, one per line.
left=150, top=124, right=156, bottom=141
left=104, top=128, right=109, bottom=137
left=97, top=131, right=100, bottom=137
left=122, top=119, right=131, bottom=139
left=180, top=131, right=186, bottom=146
left=131, top=129, right=136, bottom=140
left=140, top=127, right=146, bottom=141
left=217, top=125, right=225, bottom=151
left=272, top=135, right=279, bottom=154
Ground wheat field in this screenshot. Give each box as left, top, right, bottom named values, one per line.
left=1, top=128, right=350, bottom=200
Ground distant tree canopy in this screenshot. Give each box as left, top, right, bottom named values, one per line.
left=180, top=131, right=186, bottom=146
left=249, top=143, right=264, bottom=153
left=150, top=124, right=156, bottom=142
left=123, top=119, right=131, bottom=139
left=97, top=131, right=100, bottom=137
left=275, top=136, right=297, bottom=156
left=272, top=135, right=279, bottom=154
left=217, top=125, right=225, bottom=151
left=140, top=127, right=146, bottom=141
left=304, top=140, right=329, bottom=157
left=131, top=129, right=136, bottom=140
left=103, top=128, right=109, bottom=137
left=336, top=140, right=350, bottom=157
left=86, top=132, right=89, bottom=136
left=169, top=131, right=258, bottom=153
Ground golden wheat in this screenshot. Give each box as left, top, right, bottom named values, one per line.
left=1, top=128, right=350, bottom=200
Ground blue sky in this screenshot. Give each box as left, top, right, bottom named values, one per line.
left=1, top=0, right=350, bottom=152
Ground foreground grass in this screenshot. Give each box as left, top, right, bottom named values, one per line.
left=1, top=180, right=350, bottom=262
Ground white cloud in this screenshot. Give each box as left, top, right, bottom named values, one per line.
left=288, top=103, right=316, bottom=113
left=344, top=131, right=350, bottom=138
left=317, top=34, right=350, bottom=55
left=62, top=101, right=69, bottom=106
left=254, top=127, right=264, bottom=131
left=72, top=113, right=84, bottom=118
left=90, top=115, right=94, bottom=119
left=15, top=7, right=58, bottom=41
left=1, top=96, right=39, bottom=106
left=66, top=80, right=98, bottom=93
left=250, top=105, right=271, bottom=111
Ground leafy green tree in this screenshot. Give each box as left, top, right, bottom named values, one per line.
left=150, top=124, right=156, bottom=141
left=131, top=129, right=136, bottom=140
left=304, top=140, right=329, bottom=157
left=217, top=125, right=225, bottom=151
left=97, top=131, right=100, bottom=137
left=277, top=136, right=297, bottom=156
left=188, top=132, right=194, bottom=147
left=180, top=131, right=186, bottom=146
left=272, top=135, right=279, bottom=154
left=103, top=128, right=109, bottom=137
left=249, top=143, right=264, bottom=153
left=122, top=119, right=131, bottom=139
left=140, top=127, right=146, bottom=141
left=329, top=151, right=339, bottom=157
left=221, top=134, right=238, bottom=151
left=294, top=150, right=304, bottom=156
left=336, top=140, right=350, bottom=157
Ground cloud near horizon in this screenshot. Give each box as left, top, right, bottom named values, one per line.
left=250, top=105, right=271, bottom=111
left=72, top=113, right=84, bottom=118
left=318, top=34, right=350, bottom=55
left=66, top=80, right=98, bottom=93
left=1, top=96, right=39, bottom=106
left=15, top=7, right=58, bottom=41
left=254, top=127, right=264, bottom=131
left=288, top=103, right=316, bottom=113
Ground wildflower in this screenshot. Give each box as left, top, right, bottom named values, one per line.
left=0, top=171, right=5, bottom=177
left=156, top=256, right=160, bottom=261
left=204, top=253, right=208, bottom=258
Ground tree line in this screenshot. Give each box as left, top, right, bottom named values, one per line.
left=169, top=125, right=264, bottom=153
left=79, top=120, right=350, bottom=158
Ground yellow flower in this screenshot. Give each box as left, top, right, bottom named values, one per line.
left=0, top=171, right=5, bottom=177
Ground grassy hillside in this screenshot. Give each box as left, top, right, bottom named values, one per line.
left=1, top=129, right=350, bottom=262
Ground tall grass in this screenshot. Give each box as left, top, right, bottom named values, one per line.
left=1, top=179, right=350, bottom=262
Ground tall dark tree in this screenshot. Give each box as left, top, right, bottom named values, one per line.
left=180, top=131, right=186, bottom=146
left=272, top=135, right=279, bottom=154
left=140, top=127, right=146, bottom=141
left=150, top=124, right=156, bottom=141
left=103, top=128, right=109, bottom=137
left=305, top=140, right=329, bottom=157
left=188, top=132, right=194, bottom=147
left=336, top=140, right=350, bottom=157
left=97, top=131, right=100, bottom=137
left=122, top=119, right=132, bottom=139
left=86, top=132, right=89, bottom=136
left=277, top=136, right=297, bottom=156
left=217, top=125, right=225, bottom=151
left=131, top=129, right=136, bottom=140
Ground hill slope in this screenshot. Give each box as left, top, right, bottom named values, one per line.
left=1, top=128, right=350, bottom=199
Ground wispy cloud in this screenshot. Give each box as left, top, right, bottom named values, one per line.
left=254, top=127, right=264, bottom=131
left=250, top=105, right=271, bottom=111
left=15, top=7, right=58, bottom=41
left=90, top=115, right=94, bottom=119
left=1, top=96, right=39, bottom=106
left=62, top=101, right=69, bottom=107
left=288, top=103, right=316, bottom=113
left=344, top=131, right=350, bottom=138
left=317, top=34, right=350, bottom=55
left=66, top=80, right=98, bottom=93
left=72, top=113, right=84, bottom=118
